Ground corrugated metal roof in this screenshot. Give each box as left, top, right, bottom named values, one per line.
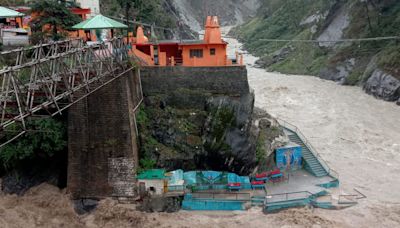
left=72, top=14, right=128, bottom=30
left=0, top=6, right=24, bottom=18
left=137, top=169, right=166, bottom=180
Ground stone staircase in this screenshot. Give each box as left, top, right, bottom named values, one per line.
left=285, top=129, right=329, bottom=177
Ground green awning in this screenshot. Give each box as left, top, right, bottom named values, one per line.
left=0, top=6, right=24, bottom=18
left=72, top=14, right=128, bottom=30
left=138, top=169, right=166, bottom=180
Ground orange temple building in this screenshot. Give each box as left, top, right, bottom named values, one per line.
left=130, top=16, right=243, bottom=67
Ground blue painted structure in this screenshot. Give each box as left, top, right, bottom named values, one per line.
left=180, top=170, right=252, bottom=191
left=168, top=169, right=184, bottom=185
left=182, top=194, right=245, bottom=211
left=251, top=184, right=265, bottom=190
left=227, top=185, right=241, bottom=191
left=276, top=143, right=302, bottom=171
left=317, top=179, right=340, bottom=189
left=255, top=176, right=269, bottom=182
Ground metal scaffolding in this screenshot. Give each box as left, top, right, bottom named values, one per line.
left=0, top=39, right=84, bottom=67
left=0, top=38, right=139, bottom=146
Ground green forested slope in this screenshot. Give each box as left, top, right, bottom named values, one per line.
left=100, top=0, right=176, bottom=29
left=100, top=0, right=195, bottom=39
left=234, top=0, right=400, bottom=85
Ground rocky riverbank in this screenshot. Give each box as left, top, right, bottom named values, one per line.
left=233, top=0, right=400, bottom=105
left=226, top=29, right=400, bottom=227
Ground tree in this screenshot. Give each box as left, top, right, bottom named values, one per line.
left=0, top=0, right=25, bottom=6
left=29, top=0, right=81, bottom=42
left=0, top=118, right=67, bottom=170
left=116, top=0, right=143, bottom=36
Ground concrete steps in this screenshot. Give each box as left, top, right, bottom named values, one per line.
left=286, top=130, right=329, bottom=177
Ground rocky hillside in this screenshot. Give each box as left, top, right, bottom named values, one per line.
left=234, top=0, right=400, bottom=104
left=100, top=0, right=196, bottom=39
left=137, top=67, right=285, bottom=175
left=171, top=0, right=260, bottom=31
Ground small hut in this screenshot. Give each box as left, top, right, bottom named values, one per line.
left=137, top=169, right=167, bottom=195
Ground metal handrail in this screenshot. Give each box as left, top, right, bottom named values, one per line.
left=338, top=194, right=358, bottom=204
left=192, top=192, right=251, bottom=201
left=265, top=191, right=313, bottom=204
left=276, top=117, right=339, bottom=180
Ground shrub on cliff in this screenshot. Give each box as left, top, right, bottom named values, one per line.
left=0, top=118, right=66, bottom=171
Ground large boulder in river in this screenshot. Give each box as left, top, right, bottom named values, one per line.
left=364, top=69, right=400, bottom=102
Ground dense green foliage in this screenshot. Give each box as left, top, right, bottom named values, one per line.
left=0, top=118, right=67, bottom=170
left=234, top=0, right=400, bottom=83
left=29, top=0, right=82, bottom=42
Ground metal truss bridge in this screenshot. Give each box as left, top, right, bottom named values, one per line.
left=0, top=38, right=142, bottom=146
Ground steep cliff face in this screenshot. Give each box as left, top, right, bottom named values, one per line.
left=100, top=0, right=260, bottom=39
left=100, top=0, right=197, bottom=39
left=234, top=0, right=400, bottom=104
left=171, top=0, right=261, bottom=31
left=137, top=67, right=284, bottom=175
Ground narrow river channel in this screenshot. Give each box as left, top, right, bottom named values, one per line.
left=225, top=27, right=400, bottom=227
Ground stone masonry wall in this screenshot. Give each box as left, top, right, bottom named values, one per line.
left=140, top=66, right=249, bottom=97
left=67, top=68, right=141, bottom=199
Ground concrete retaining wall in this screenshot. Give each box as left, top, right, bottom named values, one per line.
left=182, top=195, right=246, bottom=211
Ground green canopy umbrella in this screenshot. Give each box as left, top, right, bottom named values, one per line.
left=0, top=6, right=24, bottom=18
left=72, top=14, right=128, bottom=30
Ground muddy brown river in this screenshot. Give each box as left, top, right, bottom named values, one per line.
left=0, top=29, right=399, bottom=228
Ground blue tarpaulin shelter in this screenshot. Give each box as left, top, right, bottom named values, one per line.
left=181, top=170, right=251, bottom=189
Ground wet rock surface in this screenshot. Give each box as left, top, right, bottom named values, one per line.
left=171, top=0, right=260, bottom=31
left=319, top=58, right=355, bottom=84
left=364, top=69, right=400, bottom=102
left=74, top=199, right=99, bottom=215
left=201, top=94, right=258, bottom=174
left=139, top=91, right=282, bottom=175
left=139, top=67, right=283, bottom=175
left=1, top=158, right=66, bottom=195
left=255, top=46, right=295, bottom=68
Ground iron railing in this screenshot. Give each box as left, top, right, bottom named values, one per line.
left=276, top=117, right=339, bottom=180
left=192, top=192, right=251, bottom=201
left=0, top=38, right=140, bottom=147
left=167, top=185, right=185, bottom=192
left=265, top=191, right=313, bottom=204
left=0, top=38, right=83, bottom=67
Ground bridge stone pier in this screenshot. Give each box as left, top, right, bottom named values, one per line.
left=67, top=68, right=142, bottom=199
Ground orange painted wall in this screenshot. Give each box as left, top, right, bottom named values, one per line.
left=27, top=8, right=91, bottom=40
left=181, top=44, right=229, bottom=67
left=128, top=17, right=243, bottom=67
